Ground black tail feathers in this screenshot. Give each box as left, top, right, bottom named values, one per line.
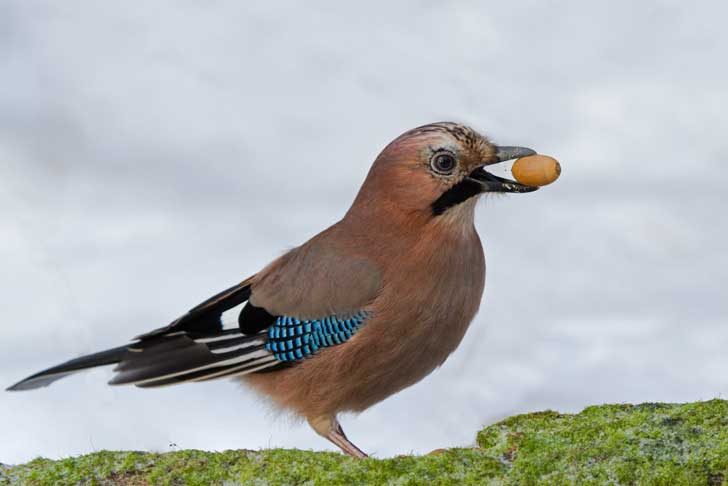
left=6, top=345, right=129, bottom=391
left=7, top=330, right=277, bottom=391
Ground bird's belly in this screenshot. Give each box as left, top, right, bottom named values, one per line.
left=343, top=264, right=485, bottom=410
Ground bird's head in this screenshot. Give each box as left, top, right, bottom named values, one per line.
left=349, top=122, right=538, bottom=223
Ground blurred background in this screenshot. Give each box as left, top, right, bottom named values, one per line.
left=1, top=1, right=727, bottom=464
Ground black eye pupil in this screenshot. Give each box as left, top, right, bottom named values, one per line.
left=433, top=154, right=455, bottom=174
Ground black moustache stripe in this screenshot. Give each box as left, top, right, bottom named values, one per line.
left=431, top=178, right=482, bottom=216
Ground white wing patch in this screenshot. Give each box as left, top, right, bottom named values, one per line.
left=220, top=302, right=246, bottom=329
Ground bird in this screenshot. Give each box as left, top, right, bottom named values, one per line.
left=7, top=122, right=540, bottom=458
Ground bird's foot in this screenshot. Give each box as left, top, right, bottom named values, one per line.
left=308, top=415, right=368, bottom=459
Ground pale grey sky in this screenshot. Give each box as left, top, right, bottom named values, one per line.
left=1, top=1, right=727, bottom=463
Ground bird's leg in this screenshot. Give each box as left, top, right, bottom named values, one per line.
left=308, top=415, right=368, bottom=459
left=330, top=420, right=368, bottom=459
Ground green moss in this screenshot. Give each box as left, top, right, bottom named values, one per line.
left=477, top=399, right=728, bottom=485
left=3, top=400, right=727, bottom=485
left=1, top=449, right=503, bottom=486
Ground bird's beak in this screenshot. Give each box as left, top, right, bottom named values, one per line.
left=467, top=145, right=539, bottom=193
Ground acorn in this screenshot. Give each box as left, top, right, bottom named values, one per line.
left=511, top=155, right=561, bottom=187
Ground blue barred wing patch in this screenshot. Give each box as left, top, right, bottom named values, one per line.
left=265, top=311, right=370, bottom=362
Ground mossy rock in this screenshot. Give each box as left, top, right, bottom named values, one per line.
left=476, top=399, right=728, bottom=485
left=2, top=400, right=726, bottom=485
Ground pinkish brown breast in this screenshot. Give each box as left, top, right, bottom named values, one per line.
left=242, top=201, right=486, bottom=420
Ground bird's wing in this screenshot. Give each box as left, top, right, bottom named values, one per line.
left=121, top=236, right=383, bottom=383
left=8, top=236, right=383, bottom=391
left=245, top=236, right=383, bottom=362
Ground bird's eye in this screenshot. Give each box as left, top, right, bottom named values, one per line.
left=430, top=152, right=457, bottom=175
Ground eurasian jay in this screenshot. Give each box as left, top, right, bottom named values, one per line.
left=8, top=122, right=540, bottom=458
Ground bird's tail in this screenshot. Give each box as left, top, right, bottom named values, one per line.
left=6, top=330, right=278, bottom=392
left=6, top=345, right=129, bottom=391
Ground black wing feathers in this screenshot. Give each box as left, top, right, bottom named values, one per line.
left=238, top=302, right=276, bottom=335
left=108, top=333, right=270, bottom=386
left=135, top=280, right=253, bottom=340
